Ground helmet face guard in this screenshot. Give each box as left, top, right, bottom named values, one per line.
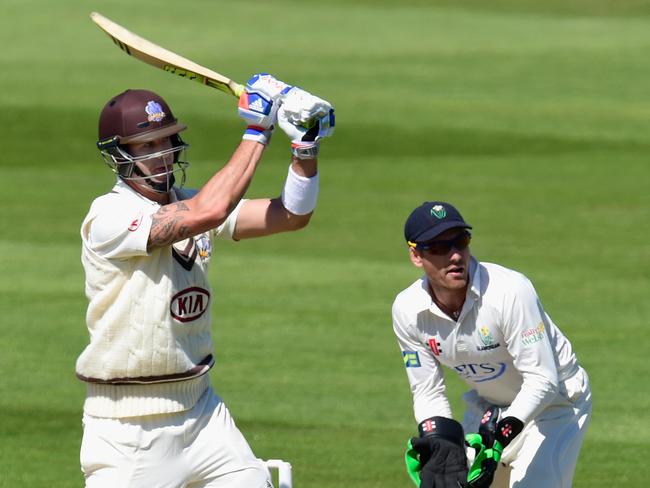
left=97, top=134, right=190, bottom=193
left=96, top=89, right=190, bottom=193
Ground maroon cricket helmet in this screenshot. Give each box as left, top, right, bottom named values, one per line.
left=98, top=89, right=186, bottom=144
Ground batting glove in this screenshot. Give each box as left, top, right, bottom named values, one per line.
left=238, top=73, right=293, bottom=145
left=465, top=408, right=524, bottom=488
left=277, top=88, right=335, bottom=159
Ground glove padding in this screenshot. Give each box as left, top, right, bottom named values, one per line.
left=465, top=408, right=524, bottom=488
left=405, top=417, right=468, bottom=488
left=278, top=88, right=335, bottom=158
left=238, top=73, right=293, bottom=144
left=280, top=87, right=333, bottom=126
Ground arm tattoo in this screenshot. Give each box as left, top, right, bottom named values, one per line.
left=148, top=201, right=192, bottom=249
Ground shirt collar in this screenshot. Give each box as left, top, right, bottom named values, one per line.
left=467, top=256, right=481, bottom=299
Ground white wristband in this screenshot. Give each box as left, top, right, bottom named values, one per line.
left=281, top=165, right=319, bottom=215
left=242, top=126, right=272, bottom=145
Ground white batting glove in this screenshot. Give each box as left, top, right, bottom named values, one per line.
left=238, top=73, right=293, bottom=145
left=278, top=88, right=335, bottom=159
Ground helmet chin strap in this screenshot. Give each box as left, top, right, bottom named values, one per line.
left=131, top=165, right=175, bottom=193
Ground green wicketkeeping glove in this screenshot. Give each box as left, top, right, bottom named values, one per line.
left=405, top=438, right=422, bottom=486
left=465, top=408, right=524, bottom=488
left=465, top=434, right=503, bottom=487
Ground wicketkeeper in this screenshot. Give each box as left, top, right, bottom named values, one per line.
left=394, top=202, right=591, bottom=488
left=76, top=74, right=334, bottom=487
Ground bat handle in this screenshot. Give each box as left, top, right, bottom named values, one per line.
left=232, top=82, right=244, bottom=98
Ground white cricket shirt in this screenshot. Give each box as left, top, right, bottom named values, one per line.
left=392, top=257, right=583, bottom=425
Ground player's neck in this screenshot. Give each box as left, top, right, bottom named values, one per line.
left=124, top=179, right=171, bottom=205
left=428, top=284, right=466, bottom=321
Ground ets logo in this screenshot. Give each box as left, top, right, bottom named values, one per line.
left=453, top=362, right=506, bottom=383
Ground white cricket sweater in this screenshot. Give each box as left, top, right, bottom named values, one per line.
left=77, top=180, right=243, bottom=418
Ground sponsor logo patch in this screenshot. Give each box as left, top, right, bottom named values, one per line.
left=477, top=326, right=501, bottom=351
left=521, top=322, right=546, bottom=346
left=403, top=351, right=421, bottom=368
left=170, top=286, right=210, bottom=322
left=453, top=362, right=506, bottom=382
left=127, top=214, right=142, bottom=232
left=249, top=96, right=265, bottom=112
left=195, top=233, right=212, bottom=260
left=481, top=409, right=495, bottom=425
left=428, top=338, right=443, bottom=356
left=421, top=418, right=436, bottom=433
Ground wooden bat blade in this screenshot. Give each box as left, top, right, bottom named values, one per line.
left=90, top=12, right=244, bottom=98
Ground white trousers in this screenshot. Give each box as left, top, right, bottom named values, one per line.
left=462, top=368, right=592, bottom=488
left=80, top=387, right=272, bottom=488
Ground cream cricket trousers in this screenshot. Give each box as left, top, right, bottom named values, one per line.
left=462, top=368, right=592, bottom=488
left=80, top=387, right=272, bottom=488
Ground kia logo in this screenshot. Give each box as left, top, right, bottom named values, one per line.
left=170, top=287, right=210, bottom=322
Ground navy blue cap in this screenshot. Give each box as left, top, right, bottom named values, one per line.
left=404, top=201, right=472, bottom=246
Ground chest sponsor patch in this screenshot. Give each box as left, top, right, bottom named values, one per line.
left=521, top=322, right=546, bottom=346
left=428, top=338, right=443, bottom=356
left=403, top=351, right=421, bottom=368
left=453, top=362, right=506, bottom=383
left=170, top=286, right=210, bottom=322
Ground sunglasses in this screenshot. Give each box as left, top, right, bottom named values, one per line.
left=417, top=231, right=472, bottom=255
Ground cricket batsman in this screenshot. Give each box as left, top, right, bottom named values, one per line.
left=76, top=74, right=333, bottom=487
left=394, top=202, right=591, bottom=488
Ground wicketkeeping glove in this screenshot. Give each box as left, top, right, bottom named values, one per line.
left=277, top=87, right=335, bottom=159
left=404, top=417, right=469, bottom=488
left=465, top=407, right=524, bottom=488
left=238, top=73, right=293, bottom=145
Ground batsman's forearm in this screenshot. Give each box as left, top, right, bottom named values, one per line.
left=147, top=141, right=264, bottom=250
left=290, top=157, right=317, bottom=178
left=192, top=140, right=265, bottom=229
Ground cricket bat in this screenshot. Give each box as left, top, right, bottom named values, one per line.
left=90, top=12, right=244, bottom=98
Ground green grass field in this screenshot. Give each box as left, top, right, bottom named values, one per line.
left=1, top=0, right=649, bottom=486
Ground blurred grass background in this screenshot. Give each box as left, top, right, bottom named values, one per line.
left=1, top=0, right=649, bottom=486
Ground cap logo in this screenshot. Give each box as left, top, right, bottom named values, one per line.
left=145, top=101, right=166, bottom=122
left=431, top=205, right=446, bottom=219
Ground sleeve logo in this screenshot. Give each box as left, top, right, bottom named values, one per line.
left=520, top=322, right=546, bottom=346
left=402, top=351, right=421, bottom=368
